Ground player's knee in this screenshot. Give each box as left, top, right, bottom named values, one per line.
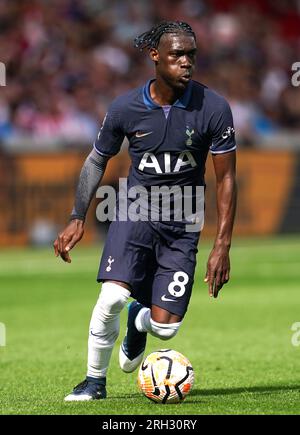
left=149, top=318, right=182, bottom=340
left=97, top=282, right=131, bottom=315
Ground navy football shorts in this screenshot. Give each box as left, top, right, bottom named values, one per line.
left=97, top=220, right=200, bottom=318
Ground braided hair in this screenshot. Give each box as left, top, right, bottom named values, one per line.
left=134, top=21, right=196, bottom=51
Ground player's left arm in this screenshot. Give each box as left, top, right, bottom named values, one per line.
left=205, top=150, right=237, bottom=298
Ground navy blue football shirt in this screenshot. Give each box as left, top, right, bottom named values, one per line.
left=94, top=79, right=236, bottom=187
left=94, top=79, right=236, bottom=223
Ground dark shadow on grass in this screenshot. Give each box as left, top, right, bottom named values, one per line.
left=109, top=384, right=300, bottom=403
left=190, top=384, right=300, bottom=397
left=110, top=393, right=142, bottom=400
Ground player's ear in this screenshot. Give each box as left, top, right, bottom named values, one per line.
left=149, top=48, right=159, bottom=63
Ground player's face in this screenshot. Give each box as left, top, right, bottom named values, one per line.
left=150, top=33, right=197, bottom=90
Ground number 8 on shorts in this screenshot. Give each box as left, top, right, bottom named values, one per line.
left=167, top=271, right=189, bottom=298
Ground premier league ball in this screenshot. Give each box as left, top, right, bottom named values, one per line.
left=137, top=349, right=194, bottom=404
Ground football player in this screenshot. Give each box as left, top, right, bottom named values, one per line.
left=53, top=21, right=237, bottom=401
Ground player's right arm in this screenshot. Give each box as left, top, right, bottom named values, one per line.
left=53, top=100, right=125, bottom=263
left=53, top=149, right=110, bottom=262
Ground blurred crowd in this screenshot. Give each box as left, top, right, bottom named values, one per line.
left=0, top=0, right=300, bottom=150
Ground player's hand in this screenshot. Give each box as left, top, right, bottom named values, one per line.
left=53, top=219, right=84, bottom=263
left=204, top=245, right=230, bottom=298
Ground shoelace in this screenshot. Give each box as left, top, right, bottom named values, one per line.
left=74, top=380, right=88, bottom=391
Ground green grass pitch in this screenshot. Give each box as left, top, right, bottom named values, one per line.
left=0, top=236, right=299, bottom=415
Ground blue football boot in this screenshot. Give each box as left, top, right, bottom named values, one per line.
left=119, top=301, right=147, bottom=373
left=64, top=377, right=106, bottom=401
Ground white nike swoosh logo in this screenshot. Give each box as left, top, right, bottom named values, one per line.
left=135, top=131, right=153, bottom=138
left=161, top=295, right=178, bottom=302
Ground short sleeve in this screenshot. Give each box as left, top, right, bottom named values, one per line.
left=94, top=100, right=125, bottom=157
left=209, top=98, right=236, bottom=154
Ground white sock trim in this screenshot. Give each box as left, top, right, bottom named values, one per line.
left=150, top=319, right=182, bottom=329
left=149, top=318, right=182, bottom=340
left=135, top=307, right=182, bottom=340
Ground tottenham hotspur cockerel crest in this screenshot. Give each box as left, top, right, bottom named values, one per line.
left=185, top=126, right=194, bottom=146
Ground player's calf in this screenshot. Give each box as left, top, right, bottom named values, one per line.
left=88, top=282, right=131, bottom=379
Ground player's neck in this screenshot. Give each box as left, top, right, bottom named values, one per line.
left=150, top=78, right=184, bottom=106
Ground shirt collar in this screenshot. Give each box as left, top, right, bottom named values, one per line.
left=142, top=79, right=193, bottom=110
